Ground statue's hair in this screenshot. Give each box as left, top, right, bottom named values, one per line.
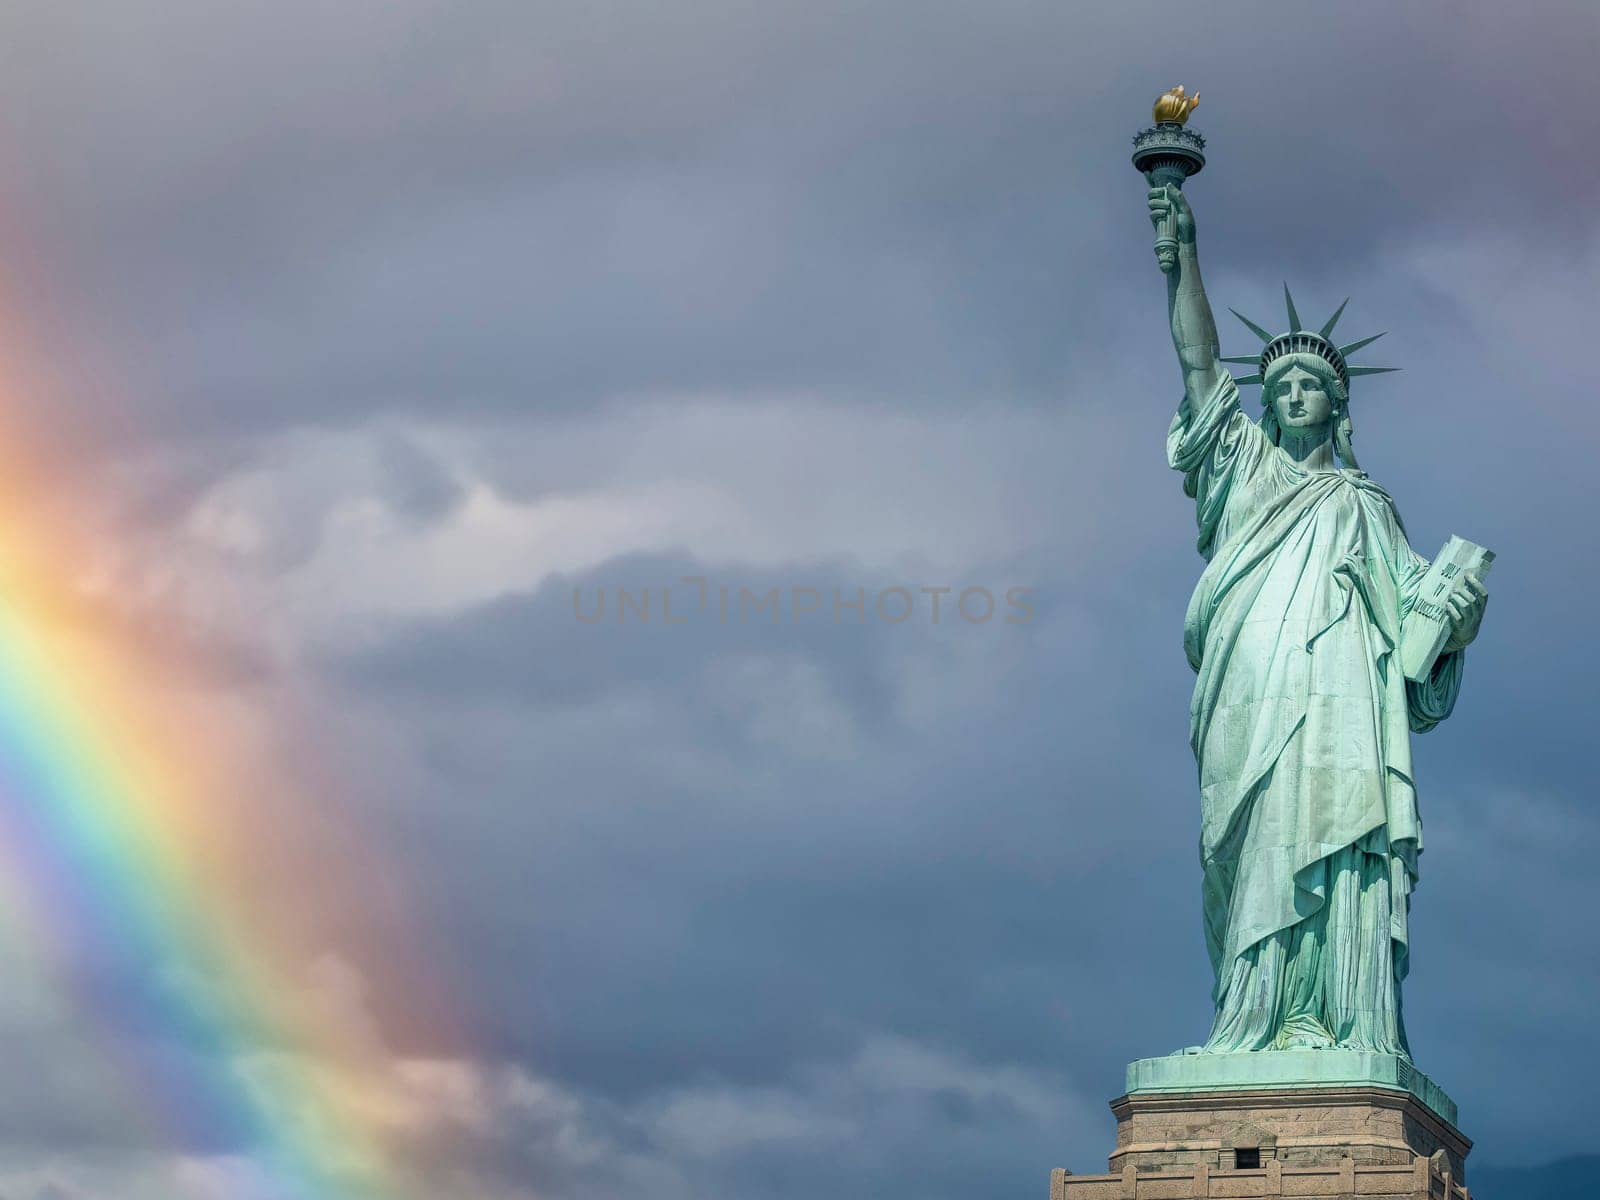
left=1256, top=353, right=1358, bottom=468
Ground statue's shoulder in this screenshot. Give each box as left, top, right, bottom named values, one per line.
left=1344, top=468, right=1390, bottom=499
left=1346, top=470, right=1411, bottom=537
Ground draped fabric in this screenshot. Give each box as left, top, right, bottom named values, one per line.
left=1166, top=374, right=1463, bottom=1054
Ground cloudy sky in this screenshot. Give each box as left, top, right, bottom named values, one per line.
left=0, top=1, right=1593, bottom=1196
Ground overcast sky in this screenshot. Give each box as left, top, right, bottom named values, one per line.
left=0, top=2, right=1593, bottom=1197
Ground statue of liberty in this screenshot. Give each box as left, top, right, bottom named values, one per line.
left=1146, top=176, right=1490, bottom=1057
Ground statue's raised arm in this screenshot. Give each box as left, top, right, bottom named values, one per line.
left=1148, top=185, right=1223, bottom=405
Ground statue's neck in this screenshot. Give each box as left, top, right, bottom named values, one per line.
left=1279, top=426, right=1337, bottom=471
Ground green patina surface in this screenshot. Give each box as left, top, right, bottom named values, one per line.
left=1133, top=116, right=1491, bottom=1083
left=1125, top=1051, right=1458, bottom=1129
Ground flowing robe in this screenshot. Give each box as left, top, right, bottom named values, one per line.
left=1167, top=374, right=1463, bottom=1055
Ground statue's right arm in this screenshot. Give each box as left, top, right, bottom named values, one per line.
left=1148, top=186, right=1224, bottom=404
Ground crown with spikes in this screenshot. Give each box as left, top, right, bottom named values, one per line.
left=1221, top=285, right=1398, bottom=393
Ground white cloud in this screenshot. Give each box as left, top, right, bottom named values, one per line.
left=92, top=395, right=1124, bottom=652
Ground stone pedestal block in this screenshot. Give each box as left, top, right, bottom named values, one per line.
left=1050, top=1152, right=1468, bottom=1199
left=1123, top=1051, right=1457, bottom=1129
left=1049, top=1076, right=1474, bottom=1200
left=1106, top=1085, right=1469, bottom=1177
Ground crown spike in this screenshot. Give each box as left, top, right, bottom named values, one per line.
left=1319, top=298, right=1350, bottom=339
left=1219, top=354, right=1261, bottom=365
left=1283, top=284, right=1302, bottom=332
left=1234, top=373, right=1262, bottom=385
left=1338, top=332, right=1386, bottom=357
left=1346, top=366, right=1399, bottom=377
left=1229, top=308, right=1274, bottom=344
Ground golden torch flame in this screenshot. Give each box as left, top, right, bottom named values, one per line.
left=1153, top=85, right=1200, bottom=125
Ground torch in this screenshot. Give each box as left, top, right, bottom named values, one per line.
left=1132, top=86, right=1206, bottom=273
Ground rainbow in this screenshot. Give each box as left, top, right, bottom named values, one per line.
left=0, top=424, right=431, bottom=1194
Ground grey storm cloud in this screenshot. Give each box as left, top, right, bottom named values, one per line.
left=327, top=549, right=1203, bottom=1180
left=0, top=0, right=1591, bottom=447
left=0, top=1, right=1592, bottom=1198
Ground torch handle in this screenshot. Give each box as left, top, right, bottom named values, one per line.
left=1144, top=163, right=1188, bottom=274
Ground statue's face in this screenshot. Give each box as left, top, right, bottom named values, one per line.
left=1268, top=364, right=1333, bottom=433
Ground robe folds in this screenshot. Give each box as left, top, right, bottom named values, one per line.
left=1167, top=374, right=1463, bottom=1055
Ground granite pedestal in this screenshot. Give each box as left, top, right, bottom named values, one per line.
left=1049, top=1053, right=1473, bottom=1199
